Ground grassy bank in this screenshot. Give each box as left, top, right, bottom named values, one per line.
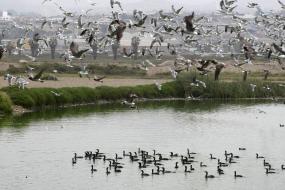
left=1, top=81, right=184, bottom=110
left=178, top=73, right=285, bottom=99
left=1, top=77, right=285, bottom=115
left=0, top=91, right=13, bottom=114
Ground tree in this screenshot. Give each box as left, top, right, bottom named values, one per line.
left=131, top=36, right=140, bottom=59
left=112, top=40, right=120, bottom=60
left=48, top=37, right=58, bottom=59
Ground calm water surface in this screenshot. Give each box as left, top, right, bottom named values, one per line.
left=0, top=101, right=285, bottom=190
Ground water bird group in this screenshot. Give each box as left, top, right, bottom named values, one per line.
left=71, top=147, right=285, bottom=180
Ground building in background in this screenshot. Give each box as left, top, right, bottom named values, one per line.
left=0, top=11, right=12, bottom=21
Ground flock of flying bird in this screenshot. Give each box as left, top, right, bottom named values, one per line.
left=71, top=148, right=285, bottom=179
left=1, top=0, right=285, bottom=96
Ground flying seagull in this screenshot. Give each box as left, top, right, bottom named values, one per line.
left=110, top=0, right=123, bottom=11
left=70, top=41, right=89, bottom=59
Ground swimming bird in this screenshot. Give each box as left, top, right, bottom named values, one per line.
left=162, top=167, right=172, bottom=174
left=152, top=169, right=159, bottom=175
left=106, top=167, right=111, bottom=175
left=175, top=162, right=179, bottom=169
left=234, top=171, right=243, bottom=178
left=141, top=170, right=149, bottom=177
left=217, top=166, right=224, bottom=175
left=74, top=153, right=83, bottom=159
left=205, top=171, right=215, bottom=178
left=263, top=160, right=270, bottom=167
left=184, top=166, right=191, bottom=173
left=229, top=157, right=237, bottom=164
left=200, top=162, right=207, bottom=167
left=72, top=158, right=76, bottom=165
left=91, top=165, right=97, bottom=172
left=114, top=166, right=122, bottom=173
left=170, top=152, right=179, bottom=157
left=210, top=154, right=217, bottom=160
left=230, top=153, right=240, bottom=159
left=265, top=168, right=275, bottom=174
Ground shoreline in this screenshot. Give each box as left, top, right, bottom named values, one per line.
left=10, top=97, right=285, bottom=116
left=1, top=79, right=285, bottom=116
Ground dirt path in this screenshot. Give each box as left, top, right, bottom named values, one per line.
left=0, top=77, right=172, bottom=89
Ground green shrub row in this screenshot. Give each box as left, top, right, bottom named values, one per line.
left=0, top=91, right=13, bottom=114
left=1, top=81, right=184, bottom=109
left=178, top=73, right=285, bottom=99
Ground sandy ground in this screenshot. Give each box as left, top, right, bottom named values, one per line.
left=1, top=59, right=285, bottom=89
left=0, top=77, right=172, bottom=89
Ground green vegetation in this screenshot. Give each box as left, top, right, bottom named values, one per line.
left=178, top=72, right=285, bottom=99
left=1, top=81, right=184, bottom=110
left=0, top=91, right=13, bottom=114
left=1, top=73, right=285, bottom=115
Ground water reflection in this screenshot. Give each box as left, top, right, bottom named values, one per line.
left=0, top=99, right=277, bottom=129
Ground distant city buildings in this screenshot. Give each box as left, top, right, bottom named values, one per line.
left=0, top=11, right=12, bottom=21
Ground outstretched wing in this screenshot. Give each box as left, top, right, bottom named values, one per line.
left=278, top=0, right=285, bottom=7
left=70, top=41, right=79, bottom=55
left=34, top=68, right=46, bottom=80
left=77, top=49, right=90, bottom=58
left=272, top=43, right=285, bottom=55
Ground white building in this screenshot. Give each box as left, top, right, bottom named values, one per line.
left=0, top=11, right=12, bottom=21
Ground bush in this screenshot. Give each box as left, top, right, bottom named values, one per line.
left=2, top=78, right=284, bottom=112
left=0, top=91, right=13, bottom=114
left=178, top=72, right=285, bottom=99
left=1, top=81, right=185, bottom=109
